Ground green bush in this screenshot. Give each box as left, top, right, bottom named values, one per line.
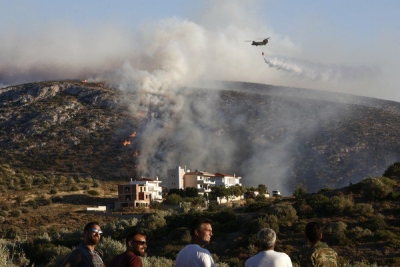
left=96, top=237, right=125, bottom=265
left=269, top=203, right=297, bottom=226
left=142, top=256, right=175, bottom=267
left=361, top=177, right=393, bottom=200
left=87, top=190, right=100, bottom=196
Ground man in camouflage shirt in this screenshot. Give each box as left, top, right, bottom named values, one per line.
left=300, top=222, right=338, bottom=267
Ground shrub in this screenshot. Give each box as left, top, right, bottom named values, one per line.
left=70, top=185, right=79, bottom=191
left=383, top=162, right=400, bottom=178
left=10, top=209, right=21, bottom=217
left=361, top=177, right=393, bottom=200
left=326, top=194, right=354, bottom=215
left=96, top=237, right=125, bottom=265
left=49, top=188, right=57, bottom=194
left=163, top=194, right=183, bottom=205
left=354, top=203, right=374, bottom=216
left=269, top=203, right=297, bottom=226
left=293, top=186, right=307, bottom=199
left=364, top=214, right=387, bottom=231
left=306, top=193, right=330, bottom=215
left=87, top=190, right=100, bottom=196
left=142, top=256, right=175, bottom=267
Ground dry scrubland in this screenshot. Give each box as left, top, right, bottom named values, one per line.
left=0, top=163, right=399, bottom=267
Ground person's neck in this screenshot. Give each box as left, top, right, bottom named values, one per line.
left=84, top=243, right=96, bottom=251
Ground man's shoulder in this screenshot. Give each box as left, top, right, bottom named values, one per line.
left=310, top=242, right=338, bottom=266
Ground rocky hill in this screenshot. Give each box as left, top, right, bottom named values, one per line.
left=1, top=80, right=400, bottom=193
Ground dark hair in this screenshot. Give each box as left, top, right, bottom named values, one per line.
left=189, top=218, right=213, bottom=237
left=305, top=222, right=323, bottom=243
left=126, top=229, right=146, bottom=244
left=84, top=221, right=100, bottom=232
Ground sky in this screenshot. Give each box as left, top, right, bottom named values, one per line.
left=1, top=0, right=399, bottom=101
left=1, top=0, right=400, bottom=193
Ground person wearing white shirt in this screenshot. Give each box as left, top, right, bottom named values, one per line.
left=245, top=228, right=293, bottom=267
left=176, top=218, right=216, bottom=267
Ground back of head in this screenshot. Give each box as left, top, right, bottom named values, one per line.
left=189, top=218, right=213, bottom=237
left=305, top=222, right=323, bottom=243
left=257, top=228, right=276, bottom=250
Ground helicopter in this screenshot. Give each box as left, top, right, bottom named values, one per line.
left=245, top=37, right=270, bottom=46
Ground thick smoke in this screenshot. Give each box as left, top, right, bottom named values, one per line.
left=264, top=56, right=380, bottom=82
left=0, top=1, right=387, bottom=195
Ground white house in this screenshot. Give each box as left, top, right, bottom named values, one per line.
left=129, top=177, right=163, bottom=202
left=214, top=173, right=242, bottom=188
left=165, top=166, right=242, bottom=194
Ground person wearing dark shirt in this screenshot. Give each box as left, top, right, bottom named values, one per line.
left=109, top=229, right=147, bottom=267
left=61, top=221, right=105, bottom=267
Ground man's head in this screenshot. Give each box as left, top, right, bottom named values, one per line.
left=190, top=218, right=213, bottom=247
left=83, top=221, right=102, bottom=246
left=305, top=222, right=323, bottom=244
left=126, top=229, right=147, bottom=256
left=257, top=228, right=276, bottom=250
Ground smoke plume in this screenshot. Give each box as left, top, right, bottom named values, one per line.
left=264, top=56, right=379, bottom=82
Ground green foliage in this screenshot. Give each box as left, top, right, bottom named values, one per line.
left=245, top=200, right=270, bottom=212
left=96, top=236, right=125, bottom=265
left=0, top=239, right=29, bottom=267
left=306, top=193, right=330, bottom=215
left=348, top=226, right=373, bottom=240
left=293, top=186, right=307, bottom=198
left=354, top=203, right=374, bottom=216
left=142, top=256, right=175, bottom=267
left=326, top=194, right=354, bottom=215
left=363, top=214, right=387, bottom=231
left=49, top=188, right=57, bottom=194
left=210, top=185, right=229, bottom=200
left=383, top=162, right=400, bottom=178
left=361, top=177, right=393, bottom=200
left=257, top=184, right=268, bottom=194
left=87, top=190, right=100, bottom=196
left=164, top=194, right=183, bottom=205
left=269, top=202, right=298, bottom=226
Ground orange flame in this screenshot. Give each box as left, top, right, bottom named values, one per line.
left=130, top=131, right=137, bottom=138
left=133, top=150, right=139, bottom=156
left=123, top=140, right=131, bottom=146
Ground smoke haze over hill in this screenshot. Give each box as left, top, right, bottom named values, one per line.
left=1, top=1, right=399, bottom=194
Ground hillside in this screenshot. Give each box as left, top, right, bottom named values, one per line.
left=0, top=165, right=399, bottom=267
left=1, top=80, right=400, bottom=193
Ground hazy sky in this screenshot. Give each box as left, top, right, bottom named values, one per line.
left=2, top=0, right=399, bottom=193
left=1, top=0, right=399, bottom=101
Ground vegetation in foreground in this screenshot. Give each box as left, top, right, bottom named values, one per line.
left=0, top=163, right=399, bottom=267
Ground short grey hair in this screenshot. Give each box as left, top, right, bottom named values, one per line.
left=257, top=228, right=276, bottom=249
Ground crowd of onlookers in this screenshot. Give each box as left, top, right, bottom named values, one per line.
left=60, top=219, right=337, bottom=267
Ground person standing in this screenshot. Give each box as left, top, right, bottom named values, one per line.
left=109, top=229, right=147, bottom=267
left=300, top=222, right=338, bottom=267
left=176, top=217, right=216, bottom=267
left=245, top=228, right=293, bottom=267
left=61, top=221, right=105, bottom=267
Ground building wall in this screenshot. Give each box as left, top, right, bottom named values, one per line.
left=115, top=184, right=151, bottom=209
left=166, top=166, right=186, bottom=190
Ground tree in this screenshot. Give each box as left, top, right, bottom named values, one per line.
left=257, top=184, right=268, bottom=194
left=361, top=177, right=393, bottom=200
left=383, top=162, right=400, bottom=178
left=293, top=186, right=307, bottom=199
left=210, top=185, right=229, bottom=200
left=184, top=187, right=198, bottom=198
